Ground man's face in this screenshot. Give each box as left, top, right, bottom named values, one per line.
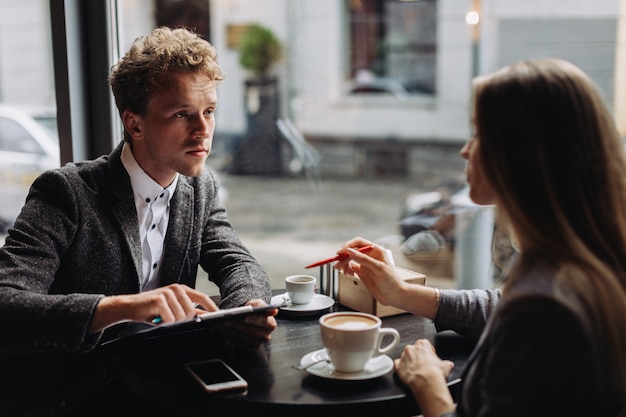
left=123, top=71, right=217, bottom=187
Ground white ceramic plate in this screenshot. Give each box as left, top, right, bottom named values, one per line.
left=299, top=348, right=394, bottom=380
left=271, top=293, right=335, bottom=315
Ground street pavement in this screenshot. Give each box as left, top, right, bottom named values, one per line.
left=196, top=169, right=465, bottom=295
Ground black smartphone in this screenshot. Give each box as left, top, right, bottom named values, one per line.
left=185, top=359, right=248, bottom=393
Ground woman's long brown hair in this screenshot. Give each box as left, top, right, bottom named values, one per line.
left=473, top=58, right=626, bottom=411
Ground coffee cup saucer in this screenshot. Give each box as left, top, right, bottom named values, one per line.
left=299, top=348, right=394, bottom=380
left=271, top=293, right=335, bottom=315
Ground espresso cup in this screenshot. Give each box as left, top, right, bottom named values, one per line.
left=319, top=311, right=400, bottom=373
left=285, top=275, right=316, bottom=305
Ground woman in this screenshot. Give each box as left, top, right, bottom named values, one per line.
left=335, top=59, right=626, bottom=417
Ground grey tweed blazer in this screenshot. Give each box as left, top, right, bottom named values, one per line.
left=0, top=142, right=271, bottom=415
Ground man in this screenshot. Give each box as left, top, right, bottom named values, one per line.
left=0, top=27, right=276, bottom=416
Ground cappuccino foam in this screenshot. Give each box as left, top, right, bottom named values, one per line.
left=325, top=315, right=377, bottom=330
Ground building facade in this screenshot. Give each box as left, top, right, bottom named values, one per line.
left=1, top=0, right=623, bottom=178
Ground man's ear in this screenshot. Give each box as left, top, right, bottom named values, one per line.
left=122, top=110, right=144, bottom=141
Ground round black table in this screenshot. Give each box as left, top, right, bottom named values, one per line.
left=113, top=293, right=473, bottom=415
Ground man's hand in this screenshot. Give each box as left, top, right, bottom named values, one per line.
left=213, top=299, right=278, bottom=349
left=89, top=284, right=218, bottom=333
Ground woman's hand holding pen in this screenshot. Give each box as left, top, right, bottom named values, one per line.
left=334, top=236, right=440, bottom=320
left=333, top=237, right=407, bottom=306
left=334, top=237, right=388, bottom=274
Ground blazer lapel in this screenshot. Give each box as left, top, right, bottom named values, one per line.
left=113, top=198, right=143, bottom=288
left=109, top=143, right=144, bottom=288
left=159, top=179, right=193, bottom=286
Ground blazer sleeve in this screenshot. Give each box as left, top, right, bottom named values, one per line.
left=0, top=169, right=105, bottom=353
left=194, top=169, right=272, bottom=308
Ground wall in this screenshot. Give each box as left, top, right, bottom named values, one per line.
left=481, top=0, right=620, bottom=106
left=207, top=0, right=622, bottom=179
left=0, top=0, right=622, bottom=179
left=0, top=0, right=55, bottom=105
left=291, top=0, right=473, bottom=144
left=210, top=0, right=289, bottom=138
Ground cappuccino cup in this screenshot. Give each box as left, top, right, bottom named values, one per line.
left=285, top=274, right=316, bottom=305
left=319, top=311, right=400, bottom=373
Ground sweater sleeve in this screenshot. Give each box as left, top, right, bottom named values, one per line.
left=434, top=288, right=501, bottom=340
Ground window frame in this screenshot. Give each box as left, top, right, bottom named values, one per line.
left=345, top=0, right=437, bottom=97
left=49, top=0, right=121, bottom=164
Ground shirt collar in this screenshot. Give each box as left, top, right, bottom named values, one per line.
left=120, top=142, right=178, bottom=204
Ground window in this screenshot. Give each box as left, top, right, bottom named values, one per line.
left=29, top=0, right=623, bottom=294
left=347, top=0, right=437, bottom=95
left=154, top=0, right=211, bottom=40
left=0, top=117, right=45, bottom=154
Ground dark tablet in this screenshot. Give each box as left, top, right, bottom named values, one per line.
left=106, top=302, right=284, bottom=344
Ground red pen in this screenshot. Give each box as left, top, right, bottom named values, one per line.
left=305, top=245, right=374, bottom=269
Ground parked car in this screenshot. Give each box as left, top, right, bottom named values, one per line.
left=343, top=69, right=409, bottom=99
left=0, top=104, right=60, bottom=232
left=344, top=77, right=409, bottom=98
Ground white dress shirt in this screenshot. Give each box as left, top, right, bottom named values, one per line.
left=120, top=143, right=178, bottom=291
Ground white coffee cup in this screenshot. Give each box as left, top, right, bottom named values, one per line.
left=319, top=311, right=400, bottom=373
left=285, top=275, right=316, bottom=305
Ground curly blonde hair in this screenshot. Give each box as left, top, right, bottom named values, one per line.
left=109, top=27, right=224, bottom=129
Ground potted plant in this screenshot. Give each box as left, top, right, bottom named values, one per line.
left=230, top=24, right=284, bottom=175
left=238, top=24, right=282, bottom=81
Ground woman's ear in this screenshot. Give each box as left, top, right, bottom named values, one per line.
left=122, top=110, right=144, bottom=141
